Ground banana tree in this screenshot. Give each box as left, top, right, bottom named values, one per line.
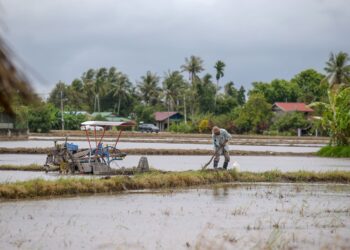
left=310, top=87, right=350, bottom=146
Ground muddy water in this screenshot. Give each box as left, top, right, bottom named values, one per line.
left=29, top=136, right=327, bottom=147
left=0, top=184, right=349, bottom=249
left=121, top=155, right=350, bottom=172
left=1, top=154, right=349, bottom=172
left=0, top=154, right=45, bottom=165
left=0, top=140, right=320, bottom=152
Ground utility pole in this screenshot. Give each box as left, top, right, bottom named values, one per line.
left=183, top=95, right=187, bottom=124
left=60, top=91, right=64, bottom=130
left=167, top=99, right=170, bottom=130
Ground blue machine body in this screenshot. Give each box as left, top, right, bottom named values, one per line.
left=64, top=142, right=79, bottom=153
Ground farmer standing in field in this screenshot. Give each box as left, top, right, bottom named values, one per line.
left=212, top=126, right=232, bottom=169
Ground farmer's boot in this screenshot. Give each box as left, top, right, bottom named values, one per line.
left=223, top=161, right=229, bottom=170
left=213, top=160, right=219, bottom=169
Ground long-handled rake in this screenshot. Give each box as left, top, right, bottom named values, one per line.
left=201, top=144, right=225, bottom=170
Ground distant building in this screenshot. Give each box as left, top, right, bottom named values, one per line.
left=0, top=112, right=28, bottom=137
left=272, top=102, right=314, bottom=117
left=91, top=112, right=132, bottom=123
left=64, top=111, right=90, bottom=116
left=154, top=112, right=183, bottom=131
left=0, top=112, right=14, bottom=129
left=91, top=112, right=113, bottom=118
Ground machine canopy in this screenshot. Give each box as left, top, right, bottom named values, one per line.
left=81, top=121, right=135, bottom=127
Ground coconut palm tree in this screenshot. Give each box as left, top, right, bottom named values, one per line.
left=110, top=72, right=131, bottom=115
left=138, top=71, right=161, bottom=106
left=181, top=55, right=204, bottom=117
left=180, top=55, right=204, bottom=85
left=324, top=51, right=350, bottom=91
left=93, top=67, right=108, bottom=112
left=163, top=70, right=187, bottom=110
left=0, top=37, right=35, bottom=116
left=214, top=60, right=225, bottom=105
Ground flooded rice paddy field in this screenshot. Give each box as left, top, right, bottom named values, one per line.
left=28, top=135, right=327, bottom=147
left=0, top=183, right=349, bottom=249
left=0, top=140, right=320, bottom=153
left=0, top=154, right=349, bottom=183
left=1, top=154, right=350, bottom=172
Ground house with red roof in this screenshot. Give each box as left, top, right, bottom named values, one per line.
left=272, top=102, right=314, bottom=117
left=154, top=112, right=183, bottom=131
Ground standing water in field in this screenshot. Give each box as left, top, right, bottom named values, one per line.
left=0, top=183, right=349, bottom=249
left=0, top=154, right=349, bottom=183
left=0, top=140, right=320, bottom=152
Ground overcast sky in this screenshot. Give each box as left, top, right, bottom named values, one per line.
left=1, top=0, right=349, bottom=97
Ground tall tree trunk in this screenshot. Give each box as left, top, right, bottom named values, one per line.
left=94, top=95, right=97, bottom=113
left=117, top=96, right=121, bottom=116
left=184, top=95, right=187, bottom=124
left=215, top=78, right=219, bottom=107
left=97, top=94, right=100, bottom=113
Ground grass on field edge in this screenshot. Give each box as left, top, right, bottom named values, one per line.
left=317, top=146, right=350, bottom=158
left=0, top=164, right=54, bottom=171
left=1, top=169, right=350, bottom=200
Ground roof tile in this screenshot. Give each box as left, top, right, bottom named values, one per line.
left=274, top=102, right=314, bottom=112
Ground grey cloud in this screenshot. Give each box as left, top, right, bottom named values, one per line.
left=1, top=0, right=349, bottom=95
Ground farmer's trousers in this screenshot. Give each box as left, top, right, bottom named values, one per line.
left=214, top=149, right=230, bottom=163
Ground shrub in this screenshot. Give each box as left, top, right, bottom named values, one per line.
left=317, top=146, right=350, bottom=158
left=28, top=103, right=57, bottom=132
left=169, top=122, right=195, bottom=133
left=271, top=112, right=310, bottom=134
left=198, top=119, right=210, bottom=133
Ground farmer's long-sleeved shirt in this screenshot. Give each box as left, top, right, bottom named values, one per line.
left=212, top=129, right=232, bottom=153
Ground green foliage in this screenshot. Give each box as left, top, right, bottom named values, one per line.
left=317, top=146, right=350, bottom=158
left=224, top=81, right=238, bottom=98
left=215, top=95, right=238, bottom=115
left=291, top=69, right=326, bottom=103
left=163, top=71, right=188, bottom=111
left=214, top=60, right=226, bottom=105
left=14, top=105, right=29, bottom=129
left=138, top=71, right=161, bottom=106
left=93, top=114, right=107, bottom=121
left=169, top=122, right=195, bottom=133
left=181, top=55, right=204, bottom=83
left=311, top=87, right=350, bottom=146
left=40, top=53, right=349, bottom=137
left=47, top=81, right=68, bottom=108
left=196, top=74, right=216, bottom=113
left=324, top=51, right=350, bottom=88
left=271, top=112, right=310, bottom=134
left=211, top=113, right=237, bottom=133
left=249, top=79, right=300, bottom=104
left=234, top=93, right=272, bottom=133
left=28, top=103, right=57, bottom=133
left=64, top=113, right=88, bottom=130
left=134, top=104, right=156, bottom=123
left=214, top=60, right=225, bottom=82
left=198, top=119, right=210, bottom=133
left=109, top=72, right=131, bottom=115
left=237, top=86, right=246, bottom=105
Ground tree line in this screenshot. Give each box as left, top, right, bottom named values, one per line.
left=47, top=56, right=246, bottom=122
left=11, top=52, right=350, bottom=145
